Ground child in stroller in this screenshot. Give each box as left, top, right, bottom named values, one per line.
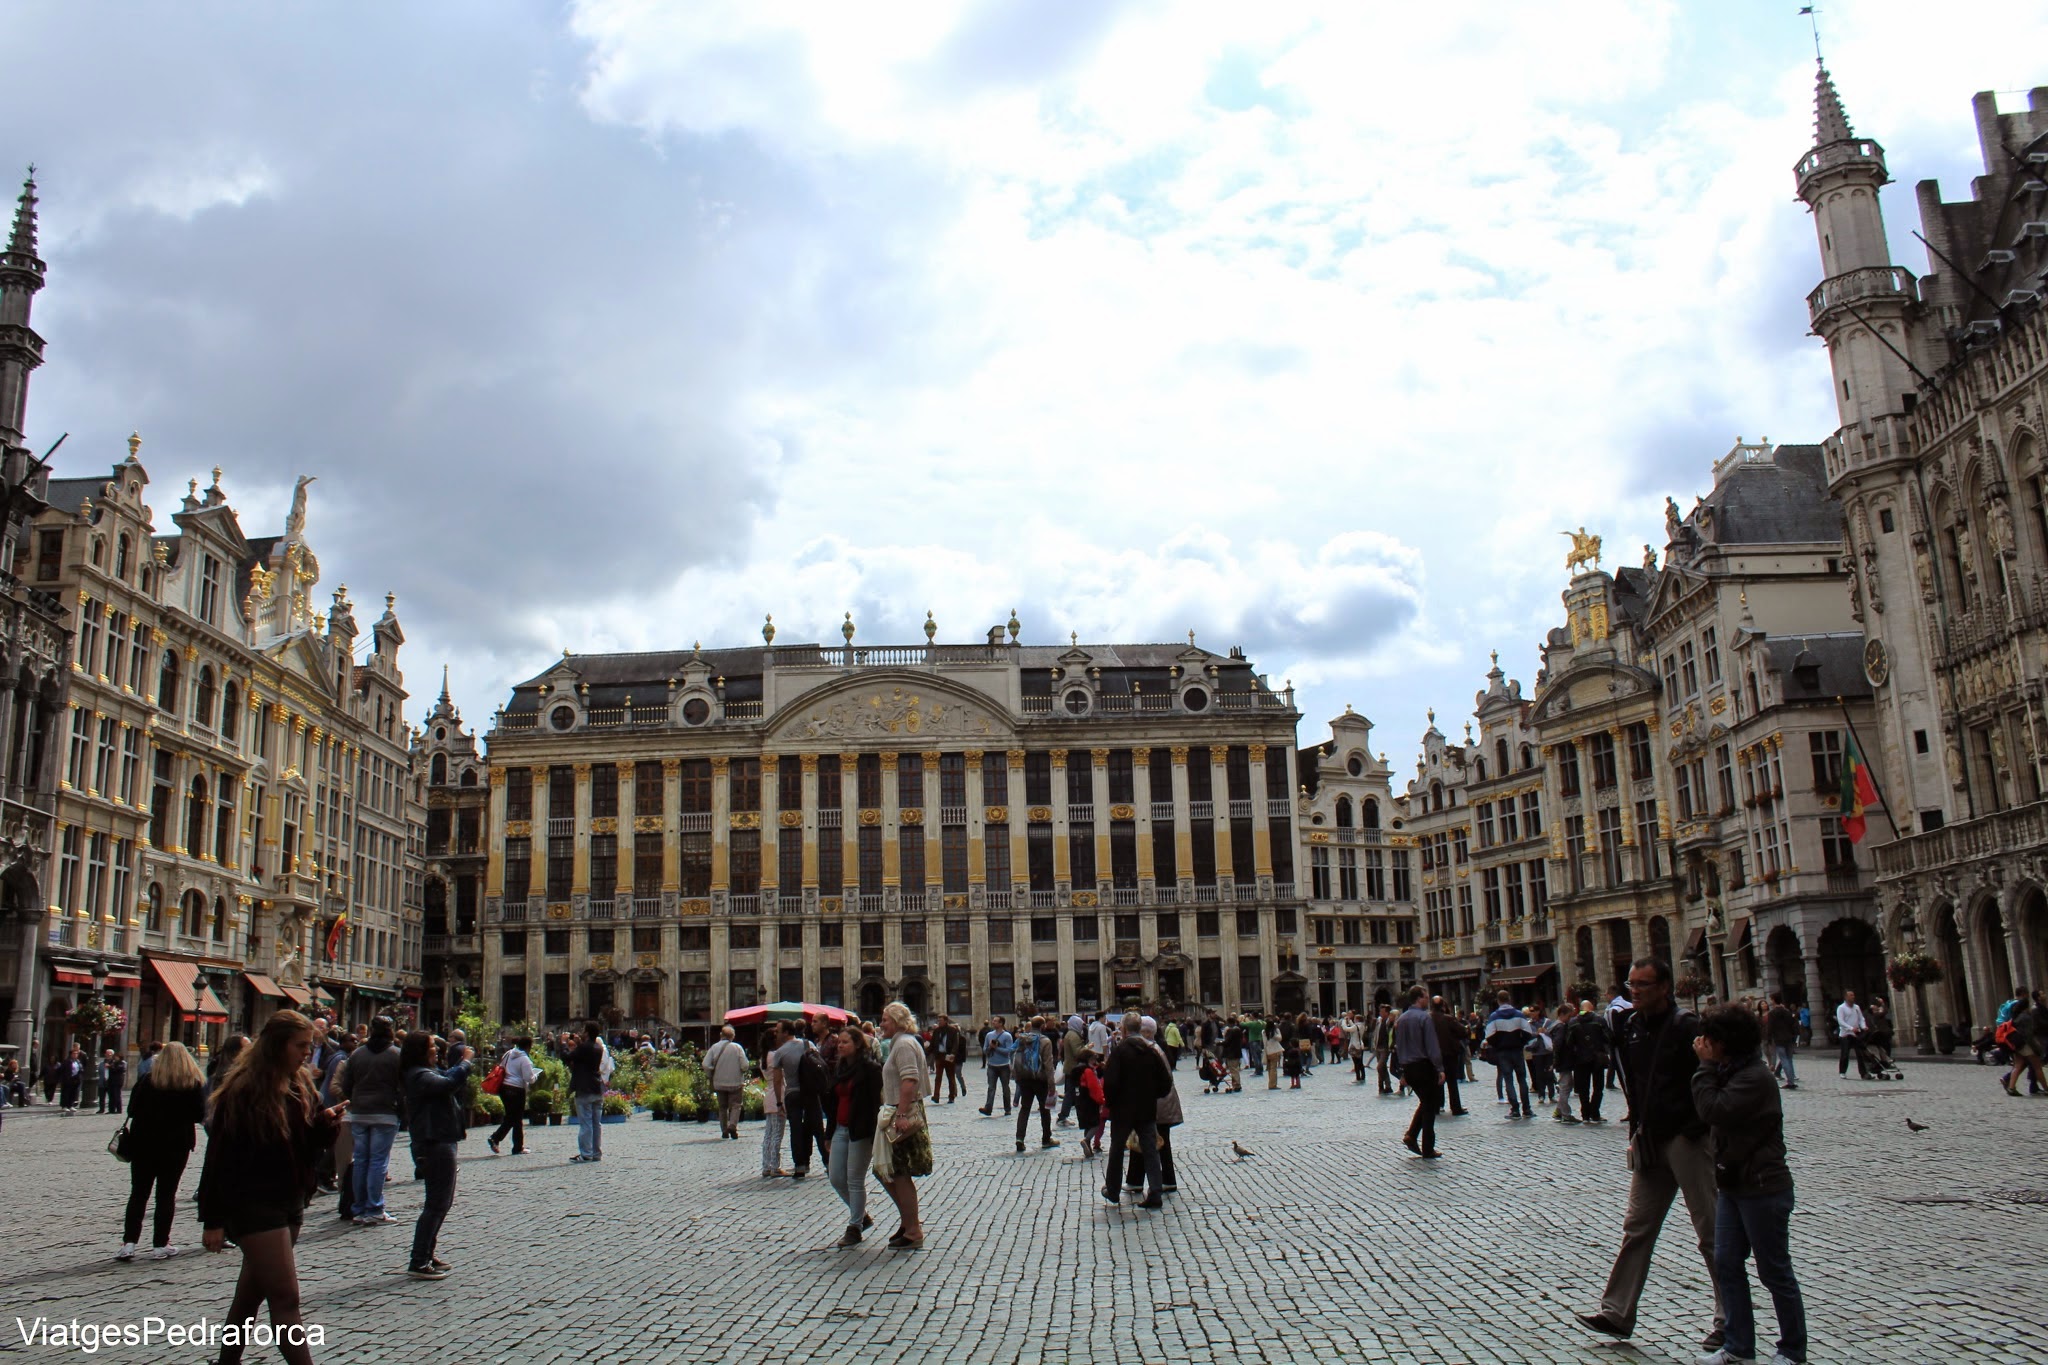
left=1859, top=1011, right=1905, bottom=1080
left=1197, top=1055, right=1230, bottom=1094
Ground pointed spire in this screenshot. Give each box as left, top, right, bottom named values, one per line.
left=439, top=664, right=452, bottom=704
left=8, top=167, right=38, bottom=258
left=1813, top=64, right=1854, bottom=146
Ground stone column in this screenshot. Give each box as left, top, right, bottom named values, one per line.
left=1004, top=749, right=1027, bottom=900
left=1091, top=749, right=1112, bottom=891
left=613, top=765, right=634, bottom=903
left=661, top=759, right=682, bottom=894
left=963, top=751, right=985, bottom=889
left=1249, top=743, right=1273, bottom=880
left=879, top=751, right=901, bottom=894
left=527, top=768, right=549, bottom=901
left=800, top=754, right=820, bottom=890
left=709, top=757, right=730, bottom=892
left=1170, top=746, right=1193, bottom=886
left=1049, top=749, right=1071, bottom=887
left=1210, top=748, right=1234, bottom=886
left=1131, top=746, right=1153, bottom=895
left=571, top=762, right=592, bottom=895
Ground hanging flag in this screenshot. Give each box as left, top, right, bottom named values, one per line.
left=325, top=914, right=347, bottom=961
left=1840, top=732, right=1878, bottom=843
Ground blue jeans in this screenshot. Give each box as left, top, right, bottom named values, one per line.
left=351, top=1121, right=398, bottom=1216
left=1494, top=1054, right=1531, bottom=1112
left=827, top=1127, right=872, bottom=1228
left=1714, top=1187, right=1806, bottom=1362
left=574, top=1094, right=603, bottom=1159
left=1774, top=1044, right=1798, bottom=1086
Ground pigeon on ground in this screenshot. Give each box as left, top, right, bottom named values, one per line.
left=1231, top=1140, right=1256, bottom=1160
left=1905, top=1119, right=1928, bottom=1132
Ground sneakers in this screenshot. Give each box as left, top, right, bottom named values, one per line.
left=406, top=1264, right=449, bottom=1280
left=356, top=1212, right=396, bottom=1225
left=1554, top=1114, right=1581, bottom=1124
left=1696, top=1350, right=1756, bottom=1365
left=114, top=1243, right=136, bottom=1262
left=150, top=1245, right=180, bottom=1260
left=488, top=1138, right=502, bottom=1154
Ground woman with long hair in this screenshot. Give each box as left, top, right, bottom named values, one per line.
left=115, top=1041, right=206, bottom=1262
left=825, top=1023, right=883, bottom=1247
left=872, top=1002, right=932, bottom=1249
left=195, top=1010, right=344, bottom=1365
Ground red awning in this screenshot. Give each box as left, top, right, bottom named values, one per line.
left=1489, top=963, right=1559, bottom=987
left=280, top=985, right=312, bottom=1007
left=52, top=969, right=143, bottom=988
left=145, top=959, right=230, bottom=1022
left=243, top=972, right=287, bottom=998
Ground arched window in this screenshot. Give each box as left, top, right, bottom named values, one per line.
left=1496, top=738, right=1510, bottom=774
left=185, top=775, right=210, bottom=856
left=90, top=536, right=104, bottom=567
left=1362, top=797, right=1381, bottom=829
left=221, top=681, right=239, bottom=742
left=145, top=882, right=163, bottom=933
left=1519, top=744, right=1533, bottom=770
left=195, top=665, right=217, bottom=728
left=1474, top=758, right=1487, bottom=781
left=430, top=753, right=447, bottom=784
left=180, top=889, right=205, bottom=938
left=460, top=768, right=477, bottom=787
left=213, top=895, right=228, bottom=942
left=115, top=534, right=131, bottom=581
left=1746, top=672, right=1761, bottom=715
left=157, top=649, right=180, bottom=712
left=1334, top=795, right=1353, bottom=828
left=1430, top=781, right=1444, bottom=812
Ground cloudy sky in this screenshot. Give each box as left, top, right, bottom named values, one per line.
left=5, top=0, right=2044, bottom=766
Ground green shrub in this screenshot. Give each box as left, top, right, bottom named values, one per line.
left=741, top=1080, right=766, bottom=1120
left=473, top=1091, right=505, bottom=1122
left=673, top=1093, right=700, bottom=1122
left=601, top=1091, right=632, bottom=1118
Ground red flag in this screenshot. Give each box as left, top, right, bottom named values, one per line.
left=325, top=914, right=347, bottom=960
left=1840, top=734, right=1878, bottom=843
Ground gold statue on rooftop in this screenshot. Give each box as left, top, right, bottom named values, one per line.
left=1562, top=527, right=1602, bottom=575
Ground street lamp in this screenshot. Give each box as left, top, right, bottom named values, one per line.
left=79, top=958, right=108, bottom=1109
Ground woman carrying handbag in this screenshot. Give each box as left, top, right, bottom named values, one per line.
left=113, top=1042, right=207, bottom=1261
left=871, top=1002, right=932, bottom=1250
left=1125, top=1017, right=1183, bottom=1196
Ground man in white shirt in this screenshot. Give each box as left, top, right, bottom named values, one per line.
left=1836, top=991, right=1869, bottom=1077
left=488, top=1035, right=539, bottom=1155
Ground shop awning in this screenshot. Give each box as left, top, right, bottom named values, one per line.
left=280, top=985, right=312, bottom=1008
left=353, top=985, right=398, bottom=1000
left=52, top=968, right=143, bottom=988
left=1488, top=963, right=1559, bottom=987
left=1727, top=917, right=1753, bottom=953
left=145, top=958, right=231, bottom=1022
left=306, top=985, right=335, bottom=1007
left=243, top=972, right=287, bottom=999
left=1682, top=927, right=1707, bottom=961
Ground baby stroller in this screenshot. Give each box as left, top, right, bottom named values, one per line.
left=1858, top=1028, right=1905, bottom=1080
left=1197, top=1056, right=1230, bottom=1093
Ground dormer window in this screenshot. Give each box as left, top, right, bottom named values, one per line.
left=199, top=554, right=222, bottom=625
left=115, top=534, right=131, bottom=581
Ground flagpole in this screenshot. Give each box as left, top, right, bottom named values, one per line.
left=1835, top=695, right=1899, bottom=835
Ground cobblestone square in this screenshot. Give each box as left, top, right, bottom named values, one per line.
left=2, top=1056, right=2042, bottom=1364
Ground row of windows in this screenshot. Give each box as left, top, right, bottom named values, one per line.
left=1306, top=845, right=1416, bottom=901
left=501, top=747, right=1295, bottom=821
left=1473, top=791, right=1545, bottom=848
left=1554, top=724, right=1656, bottom=797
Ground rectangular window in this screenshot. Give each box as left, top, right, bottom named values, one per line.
left=946, top=965, right=971, bottom=1018
left=1597, top=807, right=1624, bottom=886
left=1528, top=860, right=1548, bottom=918
left=1027, top=823, right=1055, bottom=891
left=1635, top=800, right=1660, bottom=878
left=1557, top=743, right=1581, bottom=797
left=980, top=752, right=1008, bottom=805
left=199, top=555, right=221, bottom=625
left=897, top=753, right=923, bottom=809
left=505, top=768, right=532, bottom=821
left=1475, top=802, right=1494, bottom=848
left=677, top=971, right=710, bottom=1020
left=777, top=755, right=802, bottom=811
left=818, top=821, right=844, bottom=899
left=729, top=757, right=761, bottom=813
left=778, top=836, right=803, bottom=897
left=544, top=973, right=570, bottom=1022
left=35, top=529, right=62, bottom=581
left=983, top=824, right=1010, bottom=891
left=1107, top=749, right=1135, bottom=805
left=1679, top=640, right=1698, bottom=696
left=1716, top=745, right=1736, bottom=813
left=1310, top=846, right=1331, bottom=899
left=1364, top=849, right=1385, bottom=900
left=1187, top=751, right=1214, bottom=803
left=1031, top=915, right=1058, bottom=943
left=900, top=917, right=926, bottom=945
left=1236, top=908, right=1260, bottom=937
left=546, top=836, right=573, bottom=900
left=939, top=825, right=970, bottom=894
left=1520, top=791, right=1542, bottom=839
left=817, top=967, right=843, bottom=1009
left=988, top=963, right=1015, bottom=1016
left=1702, top=627, right=1721, bottom=684
left=1482, top=867, right=1501, bottom=923
left=677, top=759, right=709, bottom=815
left=728, top=969, right=758, bottom=1008
left=729, top=922, right=760, bottom=950
left=548, top=764, right=575, bottom=819
left=1821, top=816, right=1856, bottom=870
left=1065, top=758, right=1091, bottom=809
left=1808, top=731, right=1843, bottom=794
left=1337, top=848, right=1358, bottom=900
left=590, top=834, right=617, bottom=893
left=857, top=753, right=883, bottom=809
left=858, top=825, right=884, bottom=896
left=939, top=752, right=966, bottom=809
left=1391, top=850, right=1411, bottom=901
left=590, top=763, right=617, bottom=818
left=674, top=832, right=706, bottom=896
left=1151, top=822, right=1176, bottom=888
left=1564, top=815, right=1586, bottom=892
left=1237, top=955, right=1262, bottom=1005
left=900, top=827, right=926, bottom=892
left=1589, top=732, right=1618, bottom=790
left=1071, top=914, right=1098, bottom=942
left=502, top=838, right=532, bottom=898
left=1069, top=823, right=1097, bottom=890
left=729, top=829, right=761, bottom=896
left=1190, top=818, right=1216, bottom=887
left=1628, top=723, right=1654, bottom=781
left=816, top=755, right=842, bottom=810
left=587, top=926, right=615, bottom=954
left=1149, top=748, right=1174, bottom=803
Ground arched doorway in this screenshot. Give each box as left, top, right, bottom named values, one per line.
left=857, top=978, right=886, bottom=1020
left=1932, top=903, right=1969, bottom=1026
left=1648, top=916, right=1672, bottom=965
left=2021, top=885, right=2048, bottom=992
left=900, top=978, right=928, bottom=1020
left=1765, top=926, right=1805, bottom=1005
left=1976, top=896, right=2014, bottom=1012
left=1816, top=918, right=1886, bottom=1020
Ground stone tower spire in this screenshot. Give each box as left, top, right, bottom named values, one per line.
left=1813, top=63, right=1854, bottom=146
left=0, top=168, right=48, bottom=450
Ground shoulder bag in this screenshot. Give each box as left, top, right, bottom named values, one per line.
left=108, top=1118, right=134, bottom=1163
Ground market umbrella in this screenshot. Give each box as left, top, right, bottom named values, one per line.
left=722, top=1001, right=852, bottom=1025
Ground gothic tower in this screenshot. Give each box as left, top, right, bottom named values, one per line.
left=1799, top=65, right=1946, bottom=834
left=0, top=170, right=48, bottom=568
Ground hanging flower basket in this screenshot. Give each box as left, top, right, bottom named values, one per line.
left=1886, top=951, right=1944, bottom=990
left=1673, top=972, right=1710, bottom=1002
left=69, top=999, right=127, bottom=1037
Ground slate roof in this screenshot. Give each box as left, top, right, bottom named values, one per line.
left=1699, top=445, right=1839, bottom=546
left=40, top=476, right=100, bottom=515
left=1760, top=632, right=1871, bottom=702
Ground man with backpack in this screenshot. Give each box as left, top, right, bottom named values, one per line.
left=1011, top=1016, right=1062, bottom=1152
left=771, top=1020, right=825, bottom=1179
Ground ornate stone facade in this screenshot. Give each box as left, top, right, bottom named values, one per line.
left=1296, top=708, right=1422, bottom=1012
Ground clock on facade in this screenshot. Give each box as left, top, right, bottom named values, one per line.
left=1863, top=638, right=1889, bottom=688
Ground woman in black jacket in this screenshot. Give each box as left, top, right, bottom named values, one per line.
left=115, top=1041, right=207, bottom=1261
left=824, top=1024, right=883, bottom=1246
left=1692, top=1004, right=1806, bottom=1365
left=197, top=1010, right=343, bottom=1365
left=401, top=1032, right=474, bottom=1280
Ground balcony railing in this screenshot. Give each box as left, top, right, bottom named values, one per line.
left=1268, top=799, right=1293, bottom=819
left=1067, top=804, right=1094, bottom=824
left=587, top=898, right=615, bottom=919
left=678, top=812, right=711, bottom=834
left=1189, top=801, right=1214, bottom=821
left=1150, top=802, right=1175, bottom=822
left=818, top=808, right=842, bottom=828
left=770, top=642, right=1009, bottom=669
left=985, top=889, right=1014, bottom=910
left=779, top=894, right=806, bottom=914
left=1109, top=886, right=1141, bottom=906
left=634, top=896, right=666, bottom=919
left=1874, top=798, right=2048, bottom=880
left=728, top=895, right=760, bottom=916
left=1192, top=884, right=1219, bottom=903
left=857, top=894, right=885, bottom=915
left=1228, top=800, right=1253, bottom=820
left=499, top=898, right=529, bottom=923
left=547, top=817, right=574, bottom=836
left=939, top=805, right=967, bottom=826
left=1806, top=264, right=1917, bottom=327
left=1029, top=890, right=1059, bottom=909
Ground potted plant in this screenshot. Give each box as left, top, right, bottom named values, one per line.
left=1674, top=971, right=1710, bottom=1007
left=68, top=998, right=126, bottom=1043
left=472, top=1091, right=505, bottom=1127
left=600, top=1090, right=632, bottom=1124
left=1888, top=950, right=1946, bottom=1053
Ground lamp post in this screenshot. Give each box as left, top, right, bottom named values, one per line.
left=79, top=959, right=108, bottom=1109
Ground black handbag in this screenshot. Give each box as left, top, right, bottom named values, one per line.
left=108, top=1119, right=133, bottom=1163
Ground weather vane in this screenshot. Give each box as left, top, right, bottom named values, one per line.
left=1799, top=5, right=1823, bottom=63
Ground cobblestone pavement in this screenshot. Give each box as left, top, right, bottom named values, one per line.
left=2, top=1056, right=2043, bottom=1364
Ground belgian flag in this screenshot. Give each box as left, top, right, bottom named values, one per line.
left=1840, top=733, right=1878, bottom=843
